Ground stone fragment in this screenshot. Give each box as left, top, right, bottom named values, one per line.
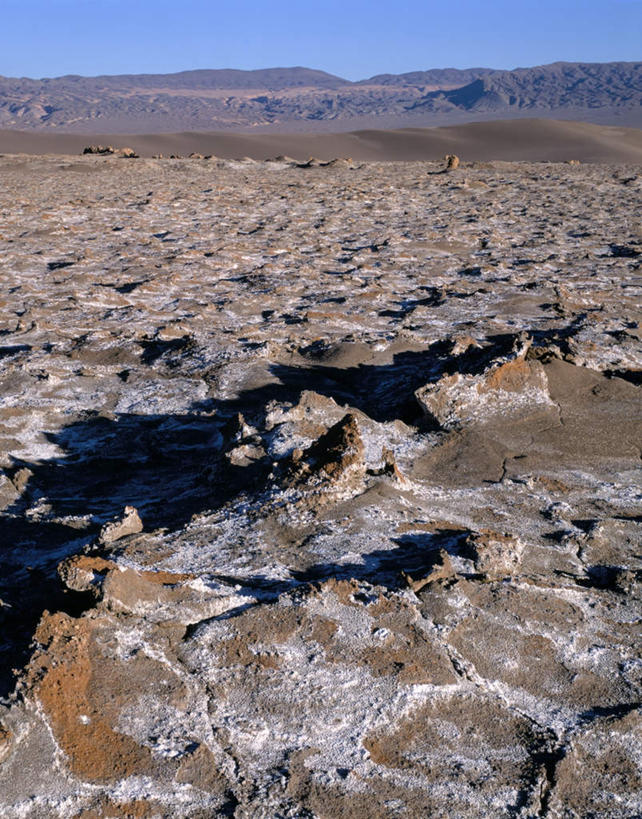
left=58, top=555, right=115, bottom=595
left=282, top=412, right=365, bottom=491
left=0, top=474, right=19, bottom=510
left=98, top=506, right=143, bottom=544
left=0, top=723, right=12, bottom=764
left=445, top=153, right=460, bottom=170
left=10, top=467, right=33, bottom=493
left=402, top=548, right=455, bottom=592
left=226, top=442, right=266, bottom=467
left=467, top=529, right=524, bottom=578
left=369, top=446, right=407, bottom=483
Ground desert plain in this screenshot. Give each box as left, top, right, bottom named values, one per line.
left=0, top=129, right=640, bottom=817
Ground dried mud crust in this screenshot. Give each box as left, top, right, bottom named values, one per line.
left=0, top=156, right=640, bottom=818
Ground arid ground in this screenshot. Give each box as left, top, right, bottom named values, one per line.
left=2, top=118, right=642, bottom=163
left=0, top=150, right=640, bottom=817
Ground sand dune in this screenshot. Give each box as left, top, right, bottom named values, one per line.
left=1, top=118, right=641, bottom=163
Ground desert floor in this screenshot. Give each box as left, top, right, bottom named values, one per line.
left=2, top=118, right=642, bottom=163
left=0, top=154, right=640, bottom=817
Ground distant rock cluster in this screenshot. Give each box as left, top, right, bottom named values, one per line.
left=82, top=144, right=138, bottom=157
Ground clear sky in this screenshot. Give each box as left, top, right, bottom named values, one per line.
left=2, top=0, right=640, bottom=80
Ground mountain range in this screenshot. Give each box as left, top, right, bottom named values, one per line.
left=1, top=61, right=640, bottom=133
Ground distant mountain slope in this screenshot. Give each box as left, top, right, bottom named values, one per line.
left=358, top=68, right=495, bottom=87
left=0, top=62, right=640, bottom=132
left=408, top=62, right=642, bottom=112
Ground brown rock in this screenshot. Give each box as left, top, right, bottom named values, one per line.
left=31, top=613, right=157, bottom=782
left=58, top=555, right=115, bottom=595
left=445, top=154, right=460, bottom=170
left=402, top=548, right=455, bottom=592
left=415, top=341, right=552, bottom=429
left=467, top=529, right=524, bottom=578
left=282, top=412, right=365, bottom=492
left=0, top=723, right=13, bottom=764
left=98, top=505, right=143, bottom=544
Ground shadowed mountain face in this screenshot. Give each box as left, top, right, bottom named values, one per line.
left=0, top=61, right=641, bottom=132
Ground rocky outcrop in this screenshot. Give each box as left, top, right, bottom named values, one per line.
left=415, top=337, right=553, bottom=429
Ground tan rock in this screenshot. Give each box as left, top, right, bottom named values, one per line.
left=283, top=412, right=365, bottom=489
left=0, top=723, right=13, bottom=764
left=402, top=548, right=455, bottom=592
left=468, top=529, right=524, bottom=578
left=98, top=506, right=143, bottom=544
left=58, top=555, right=115, bottom=595
left=415, top=341, right=552, bottom=429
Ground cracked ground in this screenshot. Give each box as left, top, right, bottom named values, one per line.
left=0, top=154, right=640, bottom=817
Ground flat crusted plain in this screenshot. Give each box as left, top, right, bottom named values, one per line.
left=0, top=155, right=640, bottom=818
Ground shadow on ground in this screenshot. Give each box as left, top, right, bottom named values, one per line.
left=0, top=326, right=582, bottom=696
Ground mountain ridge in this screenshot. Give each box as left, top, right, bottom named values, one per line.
left=1, top=61, right=640, bottom=132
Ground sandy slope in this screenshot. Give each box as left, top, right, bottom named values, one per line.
left=1, top=118, right=642, bottom=162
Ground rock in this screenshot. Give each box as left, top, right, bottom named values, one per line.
left=467, top=529, right=524, bottom=578
left=0, top=474, right=19, bottom=510
left=548, top=710, right=642, bottom=817
left=188, top=152, right=204, bottom=159
left=58, top=555, right=115, bottom=595
left=325, top=157, right=353, bottom=168
left=282, top=412, right=366, bottom=495
left=0, top=723, right=12, bottom=764
left=415, top=338, right=553, bottom=429
left=445, top=154, right=460, bottom=170
left=402, top=548, right=455, bottom=591
left=226, top=442, right=266, bottom=467
left=297, top=157, right=324, bottom=168
left=10, top=467, right=33, bottom=493
left=82, top=145, right=114, bottom=155
left=98, top=506, right=143, bottom=544
left=82, top=145, right=138, bottom=158
left=369, top=446, right=407, bottom=483
left=223, top=411, right=257, bottom=443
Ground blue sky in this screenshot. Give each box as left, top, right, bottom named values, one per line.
left=3, top=0, right=641, bottom=80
